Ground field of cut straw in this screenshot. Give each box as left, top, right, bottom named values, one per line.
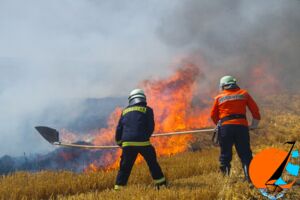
left=0, top=94, right=299, bottom=200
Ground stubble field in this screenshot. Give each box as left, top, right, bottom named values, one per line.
left=0, top=94, right=299, bottom=200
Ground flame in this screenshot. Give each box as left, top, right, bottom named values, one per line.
left=54, top=57, right=283, bottom=173
left=82, top=63, right=212, bottom=172
left=84, top=163, right=98, bottom=173
left=80, top=108, right=123, bottom=172
left=144, top=63, right=211, bottom=156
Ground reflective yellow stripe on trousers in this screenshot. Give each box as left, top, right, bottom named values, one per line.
left=154, top=177, right=166, bottom=184
left=114, top=185, right=123, bottom=190
left=122, top=141, right=151, bottom=147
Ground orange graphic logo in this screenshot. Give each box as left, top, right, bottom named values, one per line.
left=249, top=141, right=299, bottom=199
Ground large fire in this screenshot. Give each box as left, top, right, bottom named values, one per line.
left=24, top=58, right=281, bottom=173
left=82, top=63, right=213, bottom=172
left=57, top=59, right=281, bottom=173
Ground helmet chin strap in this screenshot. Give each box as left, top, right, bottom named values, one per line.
left=129, top=97, right=146, bottom=106
left=222, top=84, right=239, bottom=90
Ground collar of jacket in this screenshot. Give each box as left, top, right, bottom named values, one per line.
left=128, top=100, right=147, bottom=107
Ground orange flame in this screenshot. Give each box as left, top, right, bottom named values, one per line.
left=84, top=163, right=98, bottom=173
left=83, top=63, right=212, bottom=172
left=144, top=63, right=211, bottom=156
left=57, top=57, right=282, bottom=173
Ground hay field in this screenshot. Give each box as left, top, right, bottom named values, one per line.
left=0, top=94, right=299, bottom=200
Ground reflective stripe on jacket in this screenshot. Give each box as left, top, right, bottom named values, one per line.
left=115, top=102, right=154, bottom=146
left=210, top=88, right=261, bottom=126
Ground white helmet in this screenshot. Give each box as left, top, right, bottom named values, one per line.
left=128, top=88, right=146, bottom=105
left=219, top=75, right=237, bottom=89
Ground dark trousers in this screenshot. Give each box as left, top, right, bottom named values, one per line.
left=115, top=145, right=164, bottom=186
left=219, top=125, right=253, bottom=168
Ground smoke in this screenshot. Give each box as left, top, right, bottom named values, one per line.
left=157, top=0, right=300, bottom=91
left=0, top=0, right=173, bottom=156
left=1, top=0, right=299, bottom=156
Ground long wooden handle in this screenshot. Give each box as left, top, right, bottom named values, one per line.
left=151, top=128, right=215, bottom=137
left=53, top=128, right=215, bottom=149
left=53, top=127, right=262, bottom=149
left=54, top=142, right=119, bottom=149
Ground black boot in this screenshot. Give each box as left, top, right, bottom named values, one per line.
left=242, top=164, right=251, bottom=183
left=220, top=165, right=230, bottom=176
left=155, top=180, right=167, bottom=190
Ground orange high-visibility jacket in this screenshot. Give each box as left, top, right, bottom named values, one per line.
left=210, top=88, right=261, bottom=126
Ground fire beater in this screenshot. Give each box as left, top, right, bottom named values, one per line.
left=35, top=126, right=215, bottom=149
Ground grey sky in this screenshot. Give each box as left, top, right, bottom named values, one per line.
left=0, top=0, right=178, bottom=156
left=0, top=0, right=299, bottom=156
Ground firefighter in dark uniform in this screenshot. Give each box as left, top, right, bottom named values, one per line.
left=211, top=76, right=261, bottom=181
left=114, top=89, right=166, bottom=190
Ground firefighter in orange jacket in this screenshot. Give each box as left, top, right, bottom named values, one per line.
left=210, top=75, right=261, bottom=181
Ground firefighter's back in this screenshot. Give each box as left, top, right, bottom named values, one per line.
left=121, top=103, right=154, bottom=142
left=216, top=88, right=249, bottom=126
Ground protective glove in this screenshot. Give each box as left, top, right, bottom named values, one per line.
left=116, top=140, right=122, bottom=147
left=249, top=119, right=260, bottom=130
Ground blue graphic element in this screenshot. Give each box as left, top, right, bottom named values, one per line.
left=291, top=150, right=299, bottom=158
left=275, top=177, right=287, bottom=186
left=286, top=162, right=300, bottom=176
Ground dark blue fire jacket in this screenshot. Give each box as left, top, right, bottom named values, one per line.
left=115, top=102, right=155, bottom=147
